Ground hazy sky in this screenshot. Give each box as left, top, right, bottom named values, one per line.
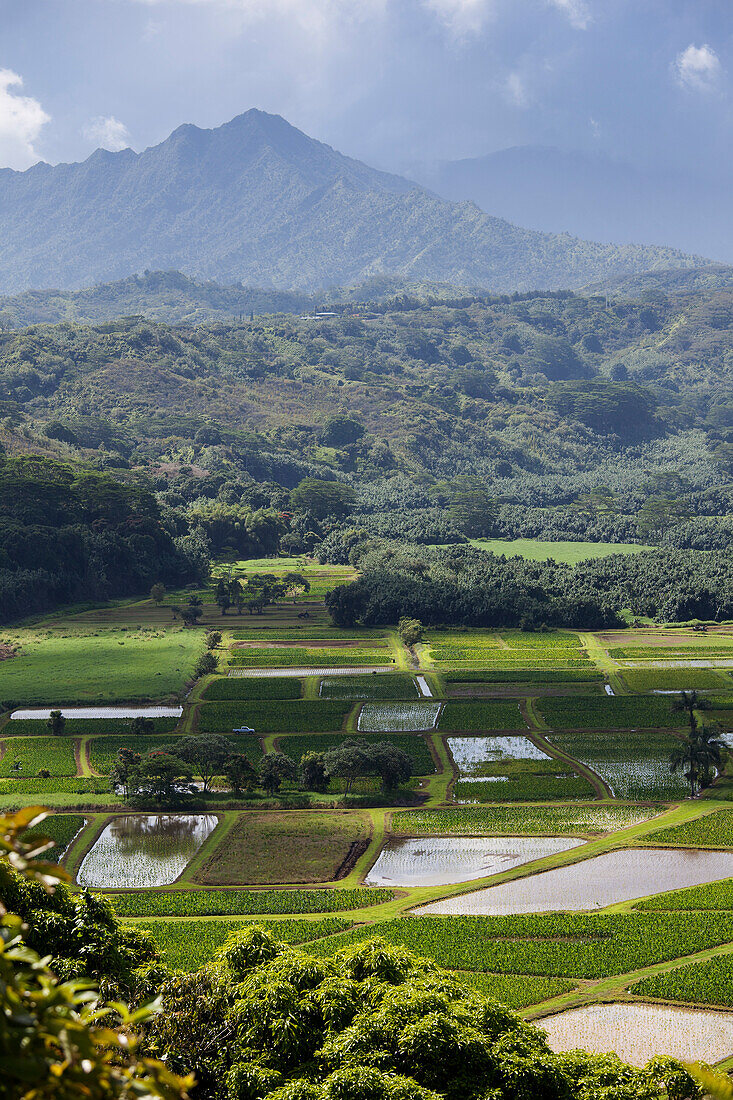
left=0, top=0, right=730, bottom=179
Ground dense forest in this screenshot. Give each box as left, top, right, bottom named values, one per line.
left=0, top=275, right=731, bottom=622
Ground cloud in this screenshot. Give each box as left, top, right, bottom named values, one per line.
left=547, top=0, right=591, bottom=31
left=503, top=70, right=531, bottom=108
left=422, top=0, right=494, bottom=36
left=0, top=69, right=49, bottom=170
left=675, top=43, right=723, bottom=93
left=83, top=115, right=132, bottom=151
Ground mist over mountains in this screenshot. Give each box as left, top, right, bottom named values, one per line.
left=0, top=109, right=706, bottom=296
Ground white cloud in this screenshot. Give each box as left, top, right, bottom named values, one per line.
left=83, top=115, right=132, bottom=151
left=675, top=43, right=723, bottom=93
left=503, top=70, right=530, bottom=108
left=547, top=0, right=591, bottom=31
left=422, top=0, right=494, bottom=36
left=0, top=69, right=49, bottom=170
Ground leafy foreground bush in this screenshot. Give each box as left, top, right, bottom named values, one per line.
left=145, top=925, right=697, bottom=1100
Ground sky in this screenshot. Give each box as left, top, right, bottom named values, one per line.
left=0, top=0, right=730, bottom=181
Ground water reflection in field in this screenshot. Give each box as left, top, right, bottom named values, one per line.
left=78, top=814, right=218, bottom=888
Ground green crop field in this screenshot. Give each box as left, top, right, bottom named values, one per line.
left=194, top=811, right=371, bottom=885
left=0, top=776, right=111, bottom=809
left=393, top=804, right=665, bottom=835
left=636, top=879, right=733, bottom=911
left=454, top=764, right=594, bottom=803
left=26, top=813, right=85, bottom=863
left=319, top=675, right=419, bottom=700
left=304, top=912, right=733, bottom=979
left=643, top=810, right=733, bottom=848
left=197, top=700, right=352, bottom=733
left=538, top=695, right=682, bottom=729
left=0, top=736, right=78, bottom=777
left=276, top=733, right=435, bottom=774
left=4, top=717, right=180, bottom=737
left=201, top=677, right=303, bottom=700
left=457, top=971, right=577, bottom=1007
left=621, top=670, right=727, bottom=692
left=469, top=539, right=650, bottom=564
left=136, top=917, right=353, bottom=971
left=444, top=670, right=603, bottom=684
left=629, top=953, right=733, bottom=1006
left=109, top=887, right=392, bottom=917
left=0, top=627, right=202, bottom=705
left=549, top=730, right=687, bottom=800
left=438, top=702, right=526, bottom=731
left=228, top=647, right=393, bottom=668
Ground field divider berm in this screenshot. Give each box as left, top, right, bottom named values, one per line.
left=525, top=729, right=613, bottom=800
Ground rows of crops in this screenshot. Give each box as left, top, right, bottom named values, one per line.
left=0, top=776, right=109, bottom=796
left=229, top=648, right=393, bottom=668
left=611, top=646, right=733, bottom=660
left=458, top=971, right=576, bottom=1007
left=89, top=734, right=263, bottom=774
left=0, top=736, right=78, bottom=777
left=538, top=696, right=682, bottom=729
left=549, top=731, right=688, bottom=800
left=621, top=670, right=727, bottom=692
left=303, top=912, right=733, bottom=978
left=393, top=804, right=665, bottom=835
left=202, top=677, right=302, bottom=700
left=444, top=670, right=603, bottom=684
left=197, top=701, right=351, bottom=733
left=629, top=953, right=733, bottom=1006
left=454, top=769, right=594, bottom=803
left=644, top=810, right=733, bottom=848
left=637, top=880, right=733, bottom=911
left=26, top=813, right=85, bottom=863
left=438, top=702, right=526, bottom=731
left=357, top=703, right=442, bottom=732
left=110, top=886, right=392, bottom=917
left=5, top=717, right=179, bottom=736
left=426, top=630, right=589, bottom=671
left=320, top=675, right=419, bottom=700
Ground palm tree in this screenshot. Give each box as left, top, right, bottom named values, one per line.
left=672, top=690, right=710, bottom=734
left=670, top=721, right=725, bottom=797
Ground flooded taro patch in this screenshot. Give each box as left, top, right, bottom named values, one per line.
left=364, top=836, right=583, bottom=887
left=539, top=1002, right=733, bottom=1067
left=11, top=705, right=183, bottom=719
left=448, top=736, right=550, bottom=774
left=77, top=814, right=218, bottom=888
left=357, top=703, right=442, bottom=732
left=414, top=848, right=733, bottom=915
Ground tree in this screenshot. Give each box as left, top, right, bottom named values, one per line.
left=47, top=709, right=65, bottom=737
left=205, top=629, right=222, bottom=649
left=150, top=582, right=166, bottom=605
left=223, top=753, right=257, bottom=795
left=290, top=478, right=356, bottom=520
left=127, top=752, right=194, bottom=806
left=670, top=722, right=725, bottom=797
left=322, top=739, right=372, bottom=796
left=194, top=651, right=218, bottom=677
left=214, top=578, right=231, bottom=615
left=672, top=690, right=710, bottom=734
left=368, top=741, right=413, bottom=791
left=131, top=716, right=154, bottom=736
left=180, top=596, right=203, bottom=627
left=110, top=747, right=142, bottom=800
left=398, top=616, right=424, bottom=647
left=174, top=734, right=235, bottom=793
left=258, top=751, right=297, bottom=795
left=0, top=807, right=191, bottom=1100
left=299, top=751, right=330, bottom=792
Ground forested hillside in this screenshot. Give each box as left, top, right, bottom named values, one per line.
left=0, top=110, right=703, bottom=295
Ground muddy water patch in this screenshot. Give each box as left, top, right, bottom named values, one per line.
left=415, top=848, right=733, bottom=915
left=365, top=836, right=583, bottom=887
left=539, top=1002, right=733, bottom=1067
left=78, top=814, right=218, bottom=888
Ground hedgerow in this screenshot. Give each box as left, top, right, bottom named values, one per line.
left=277, top=733, right=435, bottom=774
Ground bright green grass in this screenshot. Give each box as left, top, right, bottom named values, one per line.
left=0, top=627, right=202, bottom=705
left=201, top=677, right=302, bottom=701
left=549, top=730, right=686, bottom=800
left=0, top=736, right=78, bottom=777
left=4, top=717, right=179, bottom=737
left=26, top=813, right=85, bottom=863
left=438, top=702, right=526, bottom=731
left=393, top=804, right=664, bottom=835
left=319, top=675, right=419, bottom=700
left=109, top=888, right=392, bottom=917
left=197, top=701, right=351, bottom=733
left=456, top=971, right=576, bottom=1007
left=538, top=695, right=682, bottom=729
left=88, top=734, right=263, bottom=774
left=470, top=539, right=650, bottom=564
left=643, top=810, right=733, bottom=848
left=304, top=912, right=733, bottom=979
left=137, top=917, right=353, bottom=971
left=276, top=733, right=435, bottom=775
left=636, top=879, right=733, bottom=911
left=629, top=954, right=733, bottom=1006
left=622, top=670, right=726, bottom=692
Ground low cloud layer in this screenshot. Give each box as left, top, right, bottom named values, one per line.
left=83, top=116, right=132, bottom=151
left=0, top=69, right=49, bottom=170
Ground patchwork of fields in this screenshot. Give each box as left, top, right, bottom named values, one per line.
left=6, top=566, right=733, bottom=1064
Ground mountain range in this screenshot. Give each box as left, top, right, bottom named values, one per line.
left=0, top=110, right=706, bottom=296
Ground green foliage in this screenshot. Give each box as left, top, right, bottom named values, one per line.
left=393, top=804, right=662, bottom=835
left=636, top=879, right=733, bottom=911
left=197, top=701, right=351, bottom=733
left=0, top=736, right=77, bottom=778
left=538, top=695, right=682, bottom=729
left=438, top=702, right=525, bottom=731
left=24, top=812, right=85, bottom=863
left=629, top=953, right=733, bottom=1006
left=279, top=735, right=435, bottom=776
left=454, top=771, right=594, bottom=802
left=456, top=970, right=576, bottom=1008
left=319, top=675, right=419, bottom=700
left=109, top=888, right=392, bottom=918
left=444, top=669, right=603, bottom=683
left=202, top=677, right=302, bottom=700
left=6, top=717, right=179, bottom=736
left=643, top=810, right=733, bottom=848
left=622, top=669, right=726, bottom=692
left=549, top=730, right=687, bottom=799
left=290, top=479, right=356, bottom=520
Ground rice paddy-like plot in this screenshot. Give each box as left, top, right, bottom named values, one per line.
left=643, top=810, right=733, bottom=848
left=457, top=971, right=577, bottom=1008
left=611, top=645, right=733, bottom=661
left=319, top=675, right=419, bottom=700
left=426, top=630, right=587, bottom=672
left=365, top=836, right=583, bottom=888
left=448, top=736, right=550, bottom=772
left=138, top=917, right=353, bottom=972
left=0, top=627, right=202, bottom=705
left=392, top=804, right=665, bottom=836
left=415, top=848, right=733, bottom=915
left=548, top=731, right=687, bottom=800
left=77, top=814, right=219, bottom=888
left=229, top=648, right=393, bottom=668
left=622, top=669, right=727, bottom=693
left=5, top=717, right=180, bottom=737
left=0, top=736, right=78, bottom=777
left=444, top=670, right=603, bottom=684
left=108, top=887, right=393, bottom=917
left=197, top=701, right=352, bottom=733
left=303, top=911, right=733, bottom=979
left=276, top=734, right=435, bottom=775
left=438, top=702, right=526, bottom=731
left=629, top=954, right=733, bottom=1007
left=26, top=813, right=85, bottom=863
left=89, top=734, right=263, bottom=774
left=453, top=771, right=595, bottom=803
left=540, top=1003, right=733, bottom=1068
left=194, top=810, right=371, bottom=885
left=538, top=695, right=682, bottom=730
left=201, top=677, right=302, bottom=701
left=357, top=703, right=441, bottom=732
